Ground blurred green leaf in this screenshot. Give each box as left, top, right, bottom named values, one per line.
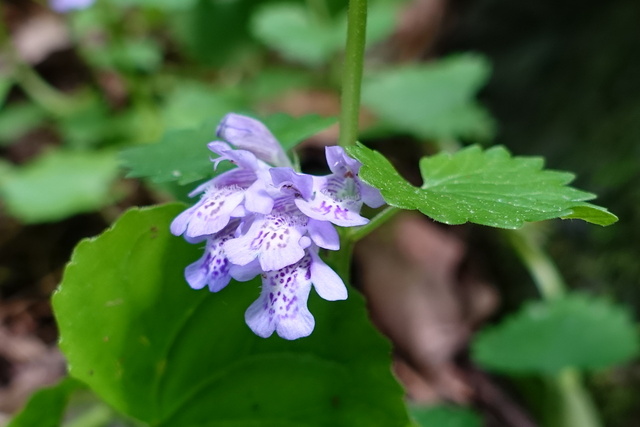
left=472, top=294, right=639, bottom=374
left=362, top=54, right=495, bottom=141
left=252, top=3, right=343, bottom=66
left=263, top=113, right=336, bottom=151
left=121, top=113, right=336, bottom=185
left=0, top=73, right=13, bottom=109
left=0, top=103, right=47, bottom=146
left=8, top=377, right=81, bottom=427
left=410, top=406, right=482, bottom=427
left=171, top=0, right=256, bottom=66
left=53, top=204, right=410, bottom=427
left=348, top=143, right=618, bottom=228
left=245, top=68, right=314, bottom=101
left=109, top=0, right=197, bottom=10
left=161, top=83, right=247, bottom=130
left=0, top=150, right=120, bottom=223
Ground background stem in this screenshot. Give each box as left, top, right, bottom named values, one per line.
left=507, top=226, right=603, bottom=427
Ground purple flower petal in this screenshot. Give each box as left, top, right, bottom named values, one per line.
left=244, top=253, right=315, bottom=339
left=171, top=186, right=245, bottom=238
left=223, top=214, right=307, bottom=271
left=184, top=223, right=238, bottom=292
left=295, top=175, right=368, bottom=226
left=309, top=249, right=347, bottom=300
left=217, top=113, right=291, bottom=167
left=306, top=219, right=339, bottom=250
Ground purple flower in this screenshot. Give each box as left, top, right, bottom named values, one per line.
left=240, top=246, right=347, bottom=340
left=50, top=0, right=95, bottom=12
left=171, top=113, right=385, bottom=339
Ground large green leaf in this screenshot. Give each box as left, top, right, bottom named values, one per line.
left=53, top=204, right=409, bottom=427
left=410, top=406, right=482, bottom=427
left=348, top=143, right=618, bottom=228
left=362, top=54, right=495, bottom=141
left=472, top=294, right=639, bottom=374
left=120, top=114, right=337, bottom=185
left=8, top=377, right=82, bottom=427
left=0, top=150, right=120, bottom=223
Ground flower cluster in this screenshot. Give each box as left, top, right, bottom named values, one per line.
left=171, top=114, right=384, bottom=340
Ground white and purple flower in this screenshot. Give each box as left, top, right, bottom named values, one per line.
left=171, top=113, right=384, bottom=340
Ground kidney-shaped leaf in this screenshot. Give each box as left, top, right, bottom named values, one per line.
left=348, top=143, right=617, bottom=228
left=53, top=204, right=409, bottom=427
left=472, top=294, right=639, bottom=374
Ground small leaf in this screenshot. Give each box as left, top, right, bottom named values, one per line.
left=0, top=150, right=119, bottom=223
left=120, top=114, right=336, bottom=185
left=251, top=3, right=343, bottom=66
left=472, top=294, right=639, bottom=374
left=362, top=54, right=495, bottom=141
left=348, top=143, right=618, bottom=228
left=410, top=405, right=482, bottom=427
left=8, top=377, right=82, bottom=427
left=53, top=204, right=410, bottom=427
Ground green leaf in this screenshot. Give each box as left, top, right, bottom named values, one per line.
left=0, top=150, right=120, bottom=223
left=362, top=54, right=495, bottom=141
left=109, top=0, right=197, bottom=10
left=8, top=377, right=82, bottom=427
left=251, top=3, right=343, bottom=66
left=348, top=143, right=618, bottom=228
left=263, top=113, right=337, bottom=151
left=160, top=83, right=247, bottom=130
left=410, top=405, right=482, bottom=427
left=120, top=113, right=336, bottom=185
left=119, top=119, right=219, bottom=185
left=472, top=294, right=639, bottom=374
left=0, top=103, right=47, bottom=146
left=53, top=204, right=410, bottom=427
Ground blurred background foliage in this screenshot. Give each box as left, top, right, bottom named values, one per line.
left=0, top=0, right=638, bottom=426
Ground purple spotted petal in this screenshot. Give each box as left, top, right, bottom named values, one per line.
left=244, top=253, right=315, bottom=339
left=184, top=223, right=238, bottom=292
left=217, top=113, right=291, bottom=167
left=171, top=186, right=245, bottom=238
left=223, top=213, right=307, bottom=271
left=295, top=176, right=368, bottom=227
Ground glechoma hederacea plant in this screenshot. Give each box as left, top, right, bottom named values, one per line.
left=12, top=0, right=631, bottom=426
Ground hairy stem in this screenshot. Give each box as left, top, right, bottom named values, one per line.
left=338, top=0, right=368, bottom=148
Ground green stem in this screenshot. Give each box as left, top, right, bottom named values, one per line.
left=338, top=0, right=368, bottom=148
left=0, top=18, right=78, bottom=116
left=347, top=206, right=399, bottom=242
left=506, top=226, right=603, bottom=427
left=506, top=228, right=565, bottom=300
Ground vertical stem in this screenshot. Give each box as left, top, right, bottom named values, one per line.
left=506, top=226, right=603, bottom=427
left=338, top=0, right=368, bottom=148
